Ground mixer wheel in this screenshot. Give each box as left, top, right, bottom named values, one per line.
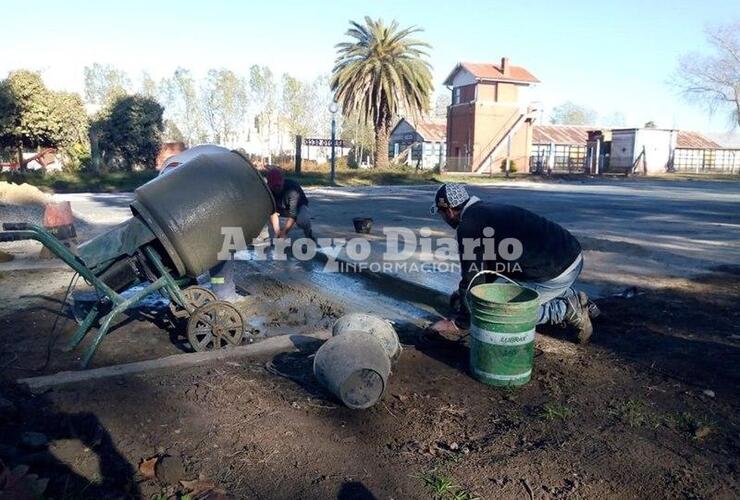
left=170, top=285, right=217, bottom=319
left=187, top=301, right=245, bottom=352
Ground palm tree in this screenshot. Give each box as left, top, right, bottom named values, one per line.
left=331, top=17, right=433, bottom=168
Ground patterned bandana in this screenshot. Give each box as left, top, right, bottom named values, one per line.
left=430, top=183, right=470, bottom=214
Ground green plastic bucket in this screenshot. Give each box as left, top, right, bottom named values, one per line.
left=467, top=273, right=540, bottom=387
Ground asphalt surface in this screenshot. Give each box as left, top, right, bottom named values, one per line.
left=36, top=177, right=740, bottom=298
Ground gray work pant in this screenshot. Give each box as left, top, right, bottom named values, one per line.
left=518, top=253, right=583, bottom=325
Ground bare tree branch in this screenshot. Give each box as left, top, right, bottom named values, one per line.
left=674, top=21, right=740, bottom=128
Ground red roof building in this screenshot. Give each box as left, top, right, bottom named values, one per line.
left=443, top=61, right=540, bottom=85
left=443, top=58, right=540, bottom=173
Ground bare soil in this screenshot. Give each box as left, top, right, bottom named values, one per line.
left=0, top=268, right=342, bottom=380
left=0, top=269, right=739, bottom=499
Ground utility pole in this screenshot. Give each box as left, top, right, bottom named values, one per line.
left=505, top=134, right=512, bottom=178
left=329, top=102, right=338, bottom=185
left=294, top=135, right=302, bottom=175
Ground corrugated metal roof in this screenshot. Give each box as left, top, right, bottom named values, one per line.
left=395, top=120, right=724, bottom=149
left=532, top=125, right=591, bottom=145
left=676, top=131, right=722, bottom=149
left=443, top=61, right=540, bottom=85
left=415, top=120, right=447, bottom=142
left=391, top=118, right=447, bottom=142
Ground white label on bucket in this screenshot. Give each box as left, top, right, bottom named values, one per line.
left=473, top=367, right=532, bottom=381
left=470, top=326, right=535, bottom=346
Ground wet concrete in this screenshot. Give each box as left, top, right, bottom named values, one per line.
left=232, top=248, right=442, bottom=327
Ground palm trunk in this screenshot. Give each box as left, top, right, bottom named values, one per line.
left=374, top=123, right=390, bottom=169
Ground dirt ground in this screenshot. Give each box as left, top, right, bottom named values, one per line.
left=0, top=265, right=738, bottom=499
left=0, top=266, right=342, bottom=380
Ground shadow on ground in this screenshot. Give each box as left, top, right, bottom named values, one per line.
left=0, top=384, right=138, bottom=499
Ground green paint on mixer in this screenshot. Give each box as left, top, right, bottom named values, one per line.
left=467, top=281, right=540, bottom=387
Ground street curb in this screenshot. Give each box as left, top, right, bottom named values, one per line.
left=18, top=331, right=330, bottom=391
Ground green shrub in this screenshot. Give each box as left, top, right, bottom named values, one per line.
left=62, top=143, right=91, bottom=172
left=500, top=158, right=517, bottom=173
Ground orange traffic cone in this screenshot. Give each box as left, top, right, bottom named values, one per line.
left=39, top=201, right=77, bottom=259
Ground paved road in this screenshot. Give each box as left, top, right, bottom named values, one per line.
left=53, top=177, right=740, bottom=297
left=307, top=178, right=740, bottom=295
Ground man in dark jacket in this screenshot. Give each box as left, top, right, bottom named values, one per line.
left=265, top=168, right=313, bottom=239
left=431, top=183, right=597, bottom=343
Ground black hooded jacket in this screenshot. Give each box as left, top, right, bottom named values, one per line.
left=274, top=179, right=308, bottom=219
left=456, top=200, right=581, bottom=293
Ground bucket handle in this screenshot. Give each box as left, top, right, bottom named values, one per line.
left=464, top=270, right=520, bottom=311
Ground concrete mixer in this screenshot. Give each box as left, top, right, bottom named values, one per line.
left=0, top=149, right=275, bottom=367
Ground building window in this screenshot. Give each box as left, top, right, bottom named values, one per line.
left=453, top=87, right=461, bottom=105
left=411, top=144, right=422, bottom=160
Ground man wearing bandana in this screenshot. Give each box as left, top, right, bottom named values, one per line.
left=430, top=183, right=598, bottom=343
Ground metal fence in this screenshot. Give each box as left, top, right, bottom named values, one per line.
left=672, top=148, right=740, bottom=174
left=443, top=156, right=471, bottom=172
left=529, top=144, right=587, bottom=174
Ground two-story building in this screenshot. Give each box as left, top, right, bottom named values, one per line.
left=443, top=58, right=539, bottom=173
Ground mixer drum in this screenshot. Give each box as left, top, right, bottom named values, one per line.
left=131, top=150, right=275, bottom=277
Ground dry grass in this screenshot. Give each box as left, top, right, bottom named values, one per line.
left=289, top=163, right=437, bottom=186
left=0, top=170, right=157, bottom=194
left=0, top=181, right=50, bottom=205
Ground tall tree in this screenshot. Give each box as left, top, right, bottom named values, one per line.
left=340, top=108, right=375, bottom=166
left=0, top=71, right=88, bottom=170
left=249, top=65, right=277, bottom=156
left=0, top=70, right=53, bottom=168
left=139, top=71, right=159, bottom=100
left=280, top=74, right=314, bottom=139
left=309, top=74, right=334, bottom=138
left=549, top=101, right=598, bottom=125
left=161, top=68, right=205, bottom=146
left=201, top=69, right=249, bottom=145
left=52, top=92, right=89, bottom=146
left=93, top=95, right=164, bottom=170
left=163, top=119, right=185, bottom=143
left=674, top=21, right=740, bottom=128
left=331, top=17, right=433, bottom=168
left=83, top=63, right=130, bottom=106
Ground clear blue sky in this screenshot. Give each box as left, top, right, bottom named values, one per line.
left=2, top=0, right=739, bottom=133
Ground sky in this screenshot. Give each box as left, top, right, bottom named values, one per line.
left=2, top=0, right=739, bottom=136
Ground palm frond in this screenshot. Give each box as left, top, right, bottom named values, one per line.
left=331, top=17, right=433, bottom=132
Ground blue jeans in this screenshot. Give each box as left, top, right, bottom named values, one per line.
left=518, top=254, right=583, bottom=325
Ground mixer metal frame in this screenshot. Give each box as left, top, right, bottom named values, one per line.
left=0, top=222, right=241, bottom=368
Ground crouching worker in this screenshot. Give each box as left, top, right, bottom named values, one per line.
left=430, top=184, right=599, bottom=343
left=265, top=168, right=314, bottom=240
